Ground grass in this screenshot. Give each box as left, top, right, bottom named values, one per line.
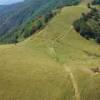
left=0, top=4, right=100, bottom=100
left=0, top=45, right=74, bottom=100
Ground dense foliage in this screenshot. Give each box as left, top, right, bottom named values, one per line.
left=0, top=0, right=80, bottom=44
left=73, top=6, right=100, bottom=44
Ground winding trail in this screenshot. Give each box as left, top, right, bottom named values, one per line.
left=64, top=65, right=80, bottom=100
left=48, top=26, right=80, bottom=100
left=48, top=46, right=81, bottom=100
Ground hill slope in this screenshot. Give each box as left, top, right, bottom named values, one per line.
left=0, top=0, right=80, bottom=44
left=0, top=4, right=100, bottom=100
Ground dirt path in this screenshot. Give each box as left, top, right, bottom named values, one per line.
left=48, top=46, right=81, bottom=100
left=48, top=26, right=80, bottom=100
left=64, top=65, right=80, bottom=100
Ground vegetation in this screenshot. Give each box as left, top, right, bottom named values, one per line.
left=0, top=4, right=100, bottom=100
left=0, top=0, right=80, bottom=44
left=73, top=5, right=100, bottom=44
left=22, top=11, right=56, bottom=39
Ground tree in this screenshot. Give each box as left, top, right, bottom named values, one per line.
left=15, top=35, right=18, bottom=44
left=44, top=12, right=54, bottom=23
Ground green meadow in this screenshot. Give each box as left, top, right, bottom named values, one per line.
left=0, top=4, right=100, bottom=100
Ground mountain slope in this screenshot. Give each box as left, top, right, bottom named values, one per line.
left=0, top=0, right=80, bottom=44
left=0, top=4, right=100, bottom=100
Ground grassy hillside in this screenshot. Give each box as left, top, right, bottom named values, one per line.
left=0, top=4, right=100, bottom=100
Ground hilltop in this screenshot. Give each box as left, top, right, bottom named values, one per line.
left=0, top=3, right=100, bottom=100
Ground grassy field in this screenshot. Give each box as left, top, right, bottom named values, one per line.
left=0, top=4, right=100, bottom=100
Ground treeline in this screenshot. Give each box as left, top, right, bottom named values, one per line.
left=73, top=4, right=100, bottom=44
left=0, top=10, right=58, bottom=44
left=21, top=10, right=58, bottom=39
